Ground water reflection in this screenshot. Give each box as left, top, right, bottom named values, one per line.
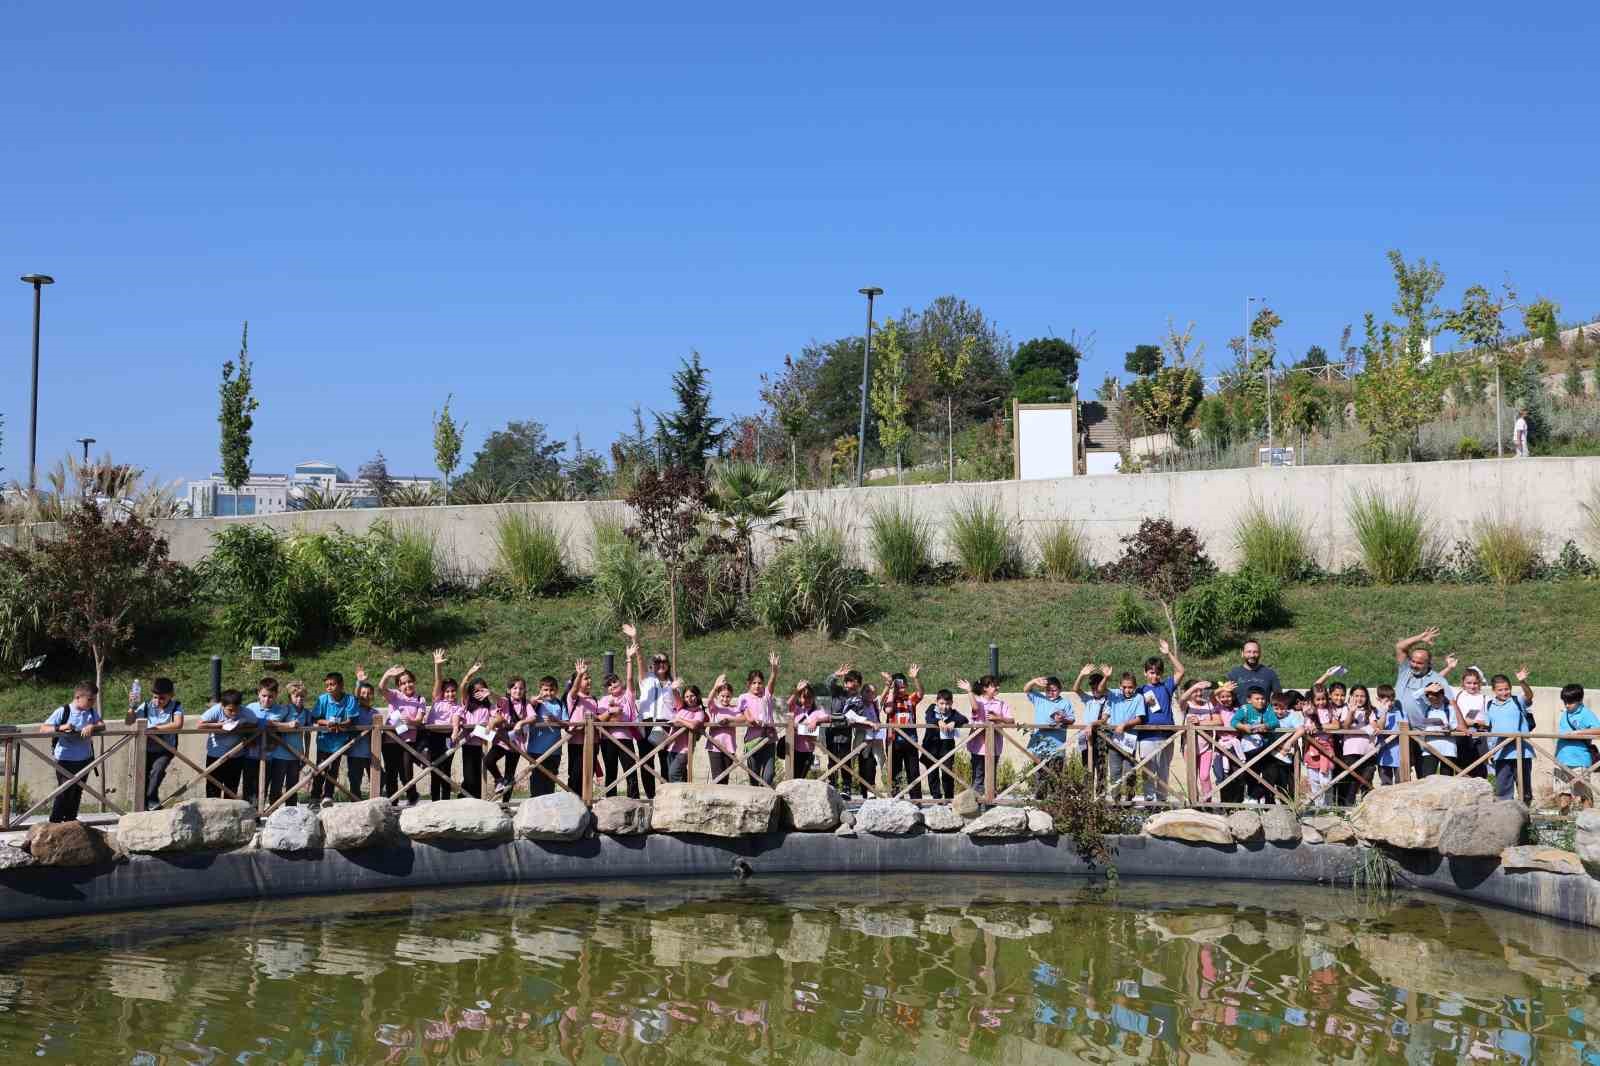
left=0, top=876, right=1598, bottom=1063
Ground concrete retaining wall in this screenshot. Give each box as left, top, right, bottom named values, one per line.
left=5, top=456, right=1596, bottom=574
left=3, top=832, right=1597, bottom=929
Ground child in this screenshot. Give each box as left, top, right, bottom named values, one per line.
left=1230, top=687, right=1279, bottom=804
left=826, top=665, right=869, bottom=799
left=525, top=676, right=568, bottom=797
left=347, top=676, right=378, bottom=799
left=706, top=674, right=743, bottom=785
left=312, top=672, right=361, bottom=805
left=787, top=681, right=831, bottom=782
left=1452, top=667, right=1489, bottom=779
left=596, top=657, right=641, bottom=799
left=126, top=677, right=183, bottom=810
left=1178, top=680, right=1223, bottom=804
left=1301, top=686, right=1337, bottom=807
left=239, top=676, right=284, bottom=805
left=881, top=666, right=924, bottom=799
left=565, top=660, right=598, bottom=795
left=959, top=675, right=1013, bottom=799
left=1482, top=670, right=1535, bottom=800
left=1338, top=685, right=1376, bottom=805
left=377, top=664, right=429, bottom=805
left=1555, top=682, right=1599, bottom=813
left=1417, top=682, right=1457, bottom=777
left=1135, top=641, right=1186, bottom=804
left=626, top=623, right=675, bottom=799
left=40, top=682, right=103, bottom=822
left=743, top=654, right=782, bottom=788
left=458, top=675, right=497, bottom=799
left=1024, top=674, right=1075, bottom=775
left=1374, top=685, right=1404, bottom=786
left=426, top=653, right=476, bottom=803
left=1076, top=665, right=1111, bottom=791
left=1266, top=691, right=1302, bottom=803
left=262, top=680, right=313, bottom=806
left=1102, top=672, right=1145, bottom=802
left=488, top=677, right=533, bottom=801
left=199, top=688, right=259, bottom=801
left=1210, top=682, right=1244, bottom=804
left=921, top=689, right=969, bottom=800
left=667, top=681, right=706, bottom=782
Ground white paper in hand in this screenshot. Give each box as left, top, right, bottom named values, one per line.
left=471, top=724, right=496, bottom=744
left=221, top=718, right=240, bottom=732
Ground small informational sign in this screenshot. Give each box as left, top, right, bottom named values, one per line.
left=20, top=654, right=47, bottom=673
left=1257, top=447, right=1296, bottom=468
left=250, top=646, right=282, bottom=662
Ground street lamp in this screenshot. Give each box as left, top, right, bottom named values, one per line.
left=856, top=286, right=883, bottom=486
left=1244, top=296, right=1272, bottom=451
left=76, top=437, right=95, bottom=463
left=19, top=274, right=55, bottom=494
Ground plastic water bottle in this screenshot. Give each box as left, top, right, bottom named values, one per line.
left=129, top=679, right=141, bottom=710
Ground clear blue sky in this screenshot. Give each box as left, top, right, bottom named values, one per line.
left=5, top=5, right=1596, bottom=484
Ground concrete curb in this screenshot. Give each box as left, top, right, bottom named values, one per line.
left=4, top=831, right=1598, bottom=927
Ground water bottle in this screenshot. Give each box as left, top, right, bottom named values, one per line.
left=129, top=679, right=142, bottom=710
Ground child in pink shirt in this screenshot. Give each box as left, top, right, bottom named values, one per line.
left=425, top=651, right=475, bottom=802
left=375, top=663, right=429, bottom=805
left=667, top=681, right=706, bottom=782
left=565, top=660, right=600, bottom=796
left=596, top=652, right=641, bottom=799
left=706, top=675, right=743, bottom=784
left=958, top=674, right=1014, bottom=798
left=737, top=652, right=782, bottom=786
left=458, top=676, right=496, bottom=799
left=787, top=681, right=831, bottom=781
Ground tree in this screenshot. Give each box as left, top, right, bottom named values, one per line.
left=913, top=295, right=1014, bottom=424
left=218, top=321, right=258, bottom=491
left=1523, top=297, right=1561, bottom=348
left=707, top=460, right=800, bottom=595
left=1011, top=367, right=1071, bottom=405
left=869, top=318, right=912, bottom=481
left=1443, top=280, right=1517, bottom=456
left=1123, top=343, right=1162, bottom=378
left=1010, top=337, right=1081, bottom=388
left=1094, top=374, right=1121, bottom=403
left=1293, top=345, right=1329, bottom=371
left=760, top=356, right=810, bottom=486
left=1139, top=321, right=1205, bottom=449
left=1196, top=395, right=1233, bottom=450
left=656, top=352, right=728, bottom=473
left=459, top=420, right=566, bottom=495
left=625, top=467, right=709, bottom=666
left=1281, top=377, right=1331, bottom=453
left=1106, top=518, right=1214, bottom=653
left=432, top=394, right=464, bottom=497
left=563, top=434, right=610, bottom=499
left=3, top=507, right=185, bottom=708
left=1353, top=314, right=1445, bottom=460
left=926, top=333, right=975, bottom=482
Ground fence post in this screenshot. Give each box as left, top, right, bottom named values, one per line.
left=581, top=720, right=595, bottom=805
left=133, top=719, right=148, bottom=812
left=785, top=718, right=797, bottom=782
left=257, top=741, right=268, bottom=807
left=1398, top=720, right=1412, bottom=781
left=988, top=643, right=999, bottom=680
left=309, top=725, right=320, bottom=802
left=369, top=721, right=383, bottom=800
left=984, top=724, right=997, bottom=804
left=602, top=651, right=615, bottom=680
left=2, top=737, right=13, bottom=829
left=1184, top=721, right=1198, bottom=807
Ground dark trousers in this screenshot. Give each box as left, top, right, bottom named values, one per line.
left=666, top=750, right=691, bottom=783
left=265, top=759, right=300, bottom=806
left=601, top=736, right=641, bottom=798
left=747, top=742, right=776, bottom=788
left=1264, top=758, right=1292, bottom=802
left=50, top=758, right=91, bottom=822
left=1495, top=758, right=1533, bottom=801
left=1336, top=751, right=1374, bottom=805
left=708, top=748, right=738, bottom=785
left=381, top=740, right=419, bottom=803
left=237, top=759, right=260, bottom=805
left=1419, top=754, right=1456, bottom=778
left=641, top=727, right=671, bottom=798
left=313, top=753, right=369, bottom=802
left=460, top=745, right=484, bottom=798
left=970, top=749, right=987, bottom=799
left=422, top=733, right=454, bottom=801
left=793, top=750, right=815, bottom=782
left=824, top=729, right=853, bottom=797
left=1378, top=765, right=1400, bottom=786
left=525, top=747, right=560, bottom=796
left=890, top=740, right=922, bottom=799
left=920, top=737, right=955, bottom=799
left=206, top=753, right=245, bottom=799
left=144, top=747, right=174, bottom=809
left=565, top=744, right=587, bottom=795
left=486, top=746, right=520, bottom=797
left=857, top=746, right=879, bottom=796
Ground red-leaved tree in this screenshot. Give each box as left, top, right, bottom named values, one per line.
left=625, top=467, right=709, bottom=666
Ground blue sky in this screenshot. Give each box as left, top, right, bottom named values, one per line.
left=4, top=5, right=1597, bottom=484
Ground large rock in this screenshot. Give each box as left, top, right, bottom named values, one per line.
left=855, top=799, right=921, bottom=835
left=260, top=805, right=324, bottom=852
left=951, top=789, right=980, bottom=819
left=0, top=842, right=36, bottom=870
left=1301, top=824, right=1324, bottom=845
left=834, top=822, right=857, bottom=837
left=593, top=797, right=652, bottom=835
left=1227, top=809, right=1264, bottom=842
left=650, top=784, right=778, bottom=837
left=515, top=793, right=593, bottom=841
left=24, top=821, right=112, bottom=866
left=401, top=798, right=513, bottom=842
left=116, top=806, right=203, bottom=853
left=1142, top=809, right=1234, bottom=846
left=186, top=799, right=257, bottom=849
left=320, top=798, right=401, bottom=850
left=962, top=806, right=1030, bottom=838
left=1302, top=815, right=1358, bottom=845
left=1437, top=800, right=1528, bottom=858
left=1350, top=776, right=1494, bottom=850
left=1260, top=805, right=1301, bottom=845
left=1500, top=845, right=1585, bottom=875
left=922, top=805, right=963, bottom=832
left=1578, top=811, right=1600, bottom=877
left=775, top=779, right=843, bottom=831
left=1026, top=808, right=1055, bottom=835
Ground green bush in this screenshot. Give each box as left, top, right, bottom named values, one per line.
left=1112, top=588, right=1153, bottom=635
left=591, top=522, right=666, bottom=625
left=1173, top=587, right=1224, bottom=655
left=948, top=497, right=1024, bottom=581
left=752, top=527, right=865, bottom=636
left=1472, top=515, right=1540, bottom=587
left=320, top=522, right=436, bottom=645
left=202, top=524, right=327, bottom=650
left=1456, top=436, right=1486, bottom=460
left=0, top=553, right=47, bottom=670
left=1346, top=488, right=1438, bottom=584
left=1209, top=571, right=1284, bottom=631
left=1230, top=499, right=1312, bottom=582
left=491, top=509, right=569, bottom=598
left=867, top=502, right=932, bottom=584
left=1036, top=521, right=1094, bottom=582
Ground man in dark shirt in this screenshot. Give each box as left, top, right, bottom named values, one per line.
left=1226, top=639, right=1281, bottom=699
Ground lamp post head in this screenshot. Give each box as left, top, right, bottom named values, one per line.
left=858, top=287, right=884, bottom=298
left=20, top=274, right=55, bottom=286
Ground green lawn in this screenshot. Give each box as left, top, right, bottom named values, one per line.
left=2, top=579, right=1596, bottom=722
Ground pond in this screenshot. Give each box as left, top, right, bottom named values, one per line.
left=0, top=875, right=1597, bottom=1064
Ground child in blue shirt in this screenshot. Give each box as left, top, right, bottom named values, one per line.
left=1102, top=672, right=1146, bottom=802
left=199, top=689, right=259, bottom=800
left=1374, top=684, right=1406, bottom=786
left=125, top=676, right=183, bottom=810
left=1481, top=671, right=1535, bottom=801
left=1229, top=687, right=1280, bottom=803
left=1555, top=682, right=1599, bottom=814
left=525, top=675, right=569, bottom=797
left=313, top=671, right=369, bottom=805
left=1024, top=675, right=1075, bottom=765
left=259, top=679, right=314, bottom=807
left=40, top=681, right=103, bottom=822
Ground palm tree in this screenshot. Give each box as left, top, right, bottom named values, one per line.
left=706, top=460, right=802, bottom=594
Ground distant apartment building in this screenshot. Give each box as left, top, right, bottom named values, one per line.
left=186, top=460, right=438, bottom=517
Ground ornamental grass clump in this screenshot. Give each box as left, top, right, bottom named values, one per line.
left=491, top=509, right=569, bottom=598
left=1036, top=520, right=1095, bottom=582
left=1471, top=515, right=1540, bottom=587
left=1346, top=488, right=1438, bottom=584
left=1231, top=498, right=1313, bottom=582
left=867, top=501, right=932, bottom=584
left=949, top=496, right=1023, bottom=581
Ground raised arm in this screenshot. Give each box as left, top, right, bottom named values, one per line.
left=908, top=663, right=923, bottom=702
left=767, top=652, right=781, bottom=709
left=567, top=660, right=587, bottom=711
left=1159, top=639, right=1185, bottom=687
left=1515, top=666, right=1533, bottom=705
left=1395, top=626, right=1440, bottom=665
left=1024, top=676, right=1046, bottom=694
left=621, top=623, right=643, bottom=683
left=432, top=649, right=447, bottom=703
left=378, top=665, right=404, bottom=701
left=625, top=642, right=638, bottom=692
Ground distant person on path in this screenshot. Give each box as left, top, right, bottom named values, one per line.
left=41, top=682, right=103, bottom=822
left=1514, top=407, right=1530, bottom=457
left=126, top=677, right=183, bottom=810
left=1226, top=640, right=1281, bottom=699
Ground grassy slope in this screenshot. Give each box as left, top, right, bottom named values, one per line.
left=1, top=580, right=1596, bottom=722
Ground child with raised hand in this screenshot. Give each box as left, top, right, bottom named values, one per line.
left=1338, top=684, right=1376, bottom=805
left=458, top=674, right=498, bottom=799
left=957, top=675, right=1014, bottom=799
left=377, top=664, right=428, bottom=805
left=667, top=679, right=707, bottom=782
left=1178, top=679, right=1223, bottom=804
left=1302, top=685, right=1338, bottom=806
left=743, top=653, right=782, bottom=788
left=565, top=660, right=599, bottom=795
left=1135, top=641, right=1186, bottom=804
left=525, top=676, right=568, bottom=797
left=788, top=680, right=831, bottom=782
left=921, top=688, right=969, bottom=800
left=626, top=623, right=675, bottom=799
left=201, top=687, right=260, bottom=801
left=596, top=649, right=641, bottom=799
left=1554, top=682, right=1599, bottom=813
left=1452, top=667, right=1490, bottom=779
left=1482, top=669, right=1535, bottom=800
left=882, top=665, right=925, bottom=799
left=825, top=664, right=867, bottom=798
left=706, top=674, right=743, bottom=785
left=488, top=677, right=533, bottom=801
left=1024, top=674, right=1074, bottom=774
left=1102, top=672, right=1146, bottom=802
left=424, top=652, right=474, bottom=803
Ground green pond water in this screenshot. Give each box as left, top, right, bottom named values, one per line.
left=1, top=876, right=1598, bottom=1064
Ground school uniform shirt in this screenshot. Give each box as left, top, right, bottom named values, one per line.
left=790, top=703, right=827, bottom=753
left=1272, top=710, right=1304, bottom=763
left=1341, top=707, right=1374, bottom=757
left=965, top=696, right=1012, bottom=757
left=1229, top=705, right=1279, bottom=754
left=1419, top=700, right=1457, bottom=760
left=45, top=705, right=101, bottom=762
left=384, top=689, right=430, bottom=744
left=1303, top=711, right=1336, bottom=772
left=597, top=692, right=640, bottom=739
left=526, top=698, right=568, bottom=756
left=1556, top=704, right=1600, bottom=768
left=495, top=697, right=534, bottom=751
left=739, top=692, right=776, bottom=747
left=1025, top=692, right=1074, bottom=759
left=1482, top=696, right=1533, bottom=760
left=923, top=704, right=968, bottom=747
left=458, top=704, right=495, bottom=747
left=566, top=695, right=599, bottom=746
left=1376, top=706, right=1406, bottom=767
left=637, top=675, right=675, bottom=724
left=707, top=702, right=743, bottom=754
left=313, top=693, right=362, bottom=756
left=1456, top=689, right=1487, bottom=730
left=132, top=699, right=184, bottom=752
left=426, top=699, right=463, bottom=733
left=667, top=706, right=708, bottom=753
left=1136, top=678, right=1177, bottom=742
left=200, top=704, right=260, bottom=758
left=259, top=702, right=313, bottom=761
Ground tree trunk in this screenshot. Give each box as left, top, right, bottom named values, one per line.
left=1160, top=601, right=1180, bottom=657
left=667, top=571, right=679, bottom=670
left=790, top=440, right=798, bottom=488
left=947, top=395, right=955, bottom=482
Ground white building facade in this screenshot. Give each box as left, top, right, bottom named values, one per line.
left=186, top=460, right=438, bottom=517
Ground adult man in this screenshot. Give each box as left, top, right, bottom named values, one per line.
left=1514, top=408, right=1530, bottom=458
left=1393, top=627, right=1458, bottom=725
left=1226, top=640, right=1281, bottom=699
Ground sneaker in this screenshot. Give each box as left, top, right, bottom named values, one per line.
left=320, top=799, right=334, bottom=810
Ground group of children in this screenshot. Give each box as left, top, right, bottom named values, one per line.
left=37, top=627, right=1600, bottom=821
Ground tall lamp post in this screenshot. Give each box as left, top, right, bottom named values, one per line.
left=856, top=286, right=883, bottom=486
left=75, top=438, right=96, bottom=502
left=20, top=274, right=55, bottom=494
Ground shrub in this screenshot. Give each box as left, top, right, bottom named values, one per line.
left=1471, top=515, right=1541, bottom=587
left=1456, top=436, right=1486, bottom=460
left=201, top=524, right=319, bottom=650
left=591, top=522, right=667, bottom=625
left=1208, top=571, right=1284, bottom=631
left=0, top=553, right=47, bottom=670
left=1230, top=499, right=1312, bottom=582
left=1106, top=518, right=1214, bottom=647
left=1112, top=589, right=1153, bottom=635
left=491, top=509, right=569, bottom=598
left=1033, top=755, right=1136, bottom=874
left=1036, top=521, right=1094, bottom=582
left=752, top=527, right=865, bottom=636
left=948, top=497, right=1023, bottom=581
left=1346, top=488, right=1438, bottom=584
left=321, top=522, right=436, bottom=645
left=867, top=502, right=932, bottom=584
left=1173, top=587, right=1225, bottom=655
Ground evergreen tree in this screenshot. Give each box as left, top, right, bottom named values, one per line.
left=656, top=351, right=728, bottom=472
left=218, top=321, right=258, bottom=491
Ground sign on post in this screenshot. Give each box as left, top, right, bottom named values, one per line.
left=1257, top=447, right=1296, bottom=468
left=250, top=646, right=282, bottom=662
